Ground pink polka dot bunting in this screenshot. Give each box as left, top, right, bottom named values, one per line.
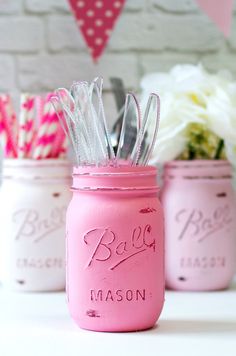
left=68, top=0, right=126, bottom=61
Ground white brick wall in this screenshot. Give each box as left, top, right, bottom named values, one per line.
left=0, top=18, right=44, bottom=52
left=0, top=0, right=235, bottom=123
left=18, top=53, right=139, bottom=91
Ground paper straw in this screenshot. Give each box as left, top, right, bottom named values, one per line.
left=49, top=102, right=68, bottom=158
left=0, top=121, right=9, bottom=156
left=57, top=131, right=69, bottom=158
left=18, top=94, right=35, bottom=158
left=33, top=121, right=58, bottom=159
left=0, top=94, right=17, bottom=139
left=0, top=98, right=17, bottom=158
left=33, top=93, right=58, bottom=159
left=35, top=95, right=45, bottom=127
left=51, top=123, right=66, bottom=158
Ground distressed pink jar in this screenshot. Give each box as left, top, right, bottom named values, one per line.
left=161, top=160, right=236, bottom=291
left=66, top=165, right=164, bottom=332
left=0, top=159, right=71, bottom=291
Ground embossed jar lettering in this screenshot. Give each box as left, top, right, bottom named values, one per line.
left=176, top=205, right=232, bottom=242
left=13, top=207, right=66, bottom=243
left=84, top=225, right=155, bottom=270
left=90, top=289, right=146, bottom=302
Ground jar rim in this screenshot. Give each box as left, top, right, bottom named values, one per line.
left=163, top=159, right=232, bottom=180
left=3, top=158, right=70, bottom=169
left=72, top=165, right=159, bottom=192
left=73, top=165, right=157, bottom=177
left=2, top=159, right=71, bottom=182
left=164, top=159, right=230, bottom=169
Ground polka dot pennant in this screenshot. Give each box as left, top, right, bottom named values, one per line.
left=68, top=0, right=126, bottom=62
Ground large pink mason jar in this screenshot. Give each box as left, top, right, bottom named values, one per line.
left=66, top=165, right=164, bottom=332
left=162, top=160, right=236, bottom=291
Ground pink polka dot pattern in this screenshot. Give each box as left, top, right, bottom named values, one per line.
left=86, top=28, right=94, bottom=36
left=95, top=19, right=103, bottom=27
left=68, top=0, right=126, bottom=61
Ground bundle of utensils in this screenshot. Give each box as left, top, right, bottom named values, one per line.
left=0, top=93, right=68, bottom=159
left=53, top=77, right=160, bottom=167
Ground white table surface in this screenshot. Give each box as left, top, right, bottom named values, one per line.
left=0, top=280, right=236, bottom=356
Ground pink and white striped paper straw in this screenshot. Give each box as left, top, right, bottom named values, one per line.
left=0, top=94, right=17, bottom=139
left=58, top=136, right=69, bottom=158
left=33, top=93, right=59, bottom=159
left=18, top=94, right=35, bottom=158
left=49, top=107, right=68, bottom=158
left=0, top=98, right=17, bottom=158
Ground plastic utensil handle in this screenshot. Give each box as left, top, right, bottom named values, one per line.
left=116, top=92, right=141, bottom=164
left=131, top=93, right=160, bottom=166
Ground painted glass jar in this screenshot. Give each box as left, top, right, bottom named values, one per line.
left=66, top=165, right=164, bottom=332
left=162, top=160, right=236, bottom=291
left=0, top=159, right=71, bottom=291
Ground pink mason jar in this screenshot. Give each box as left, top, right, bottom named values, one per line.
left=162, top=160, right=236, bottom=291
left=66, top=165, right=164, bottom=332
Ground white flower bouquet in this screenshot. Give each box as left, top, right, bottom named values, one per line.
left=140, top=64, right=236, bottom=165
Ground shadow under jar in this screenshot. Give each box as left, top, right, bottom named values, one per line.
left=66, top=165, right=164, bottom=332
left=161, top=160, right=236, bottom=291
left=0, top=159, right=71, bottom=292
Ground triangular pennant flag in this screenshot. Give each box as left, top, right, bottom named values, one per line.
left=68, top=0, right=126, bottom=62
left=196, top=0, right=233, bottom=37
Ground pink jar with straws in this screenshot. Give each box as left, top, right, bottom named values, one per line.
left=0, top=159, right=71, bottom=291
left=162, top=160, right=236, bottom=291
left=66, top=165, right=164, bottom=332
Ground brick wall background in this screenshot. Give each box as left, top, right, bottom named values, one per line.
left=0, top=0, right=236, bottom=122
